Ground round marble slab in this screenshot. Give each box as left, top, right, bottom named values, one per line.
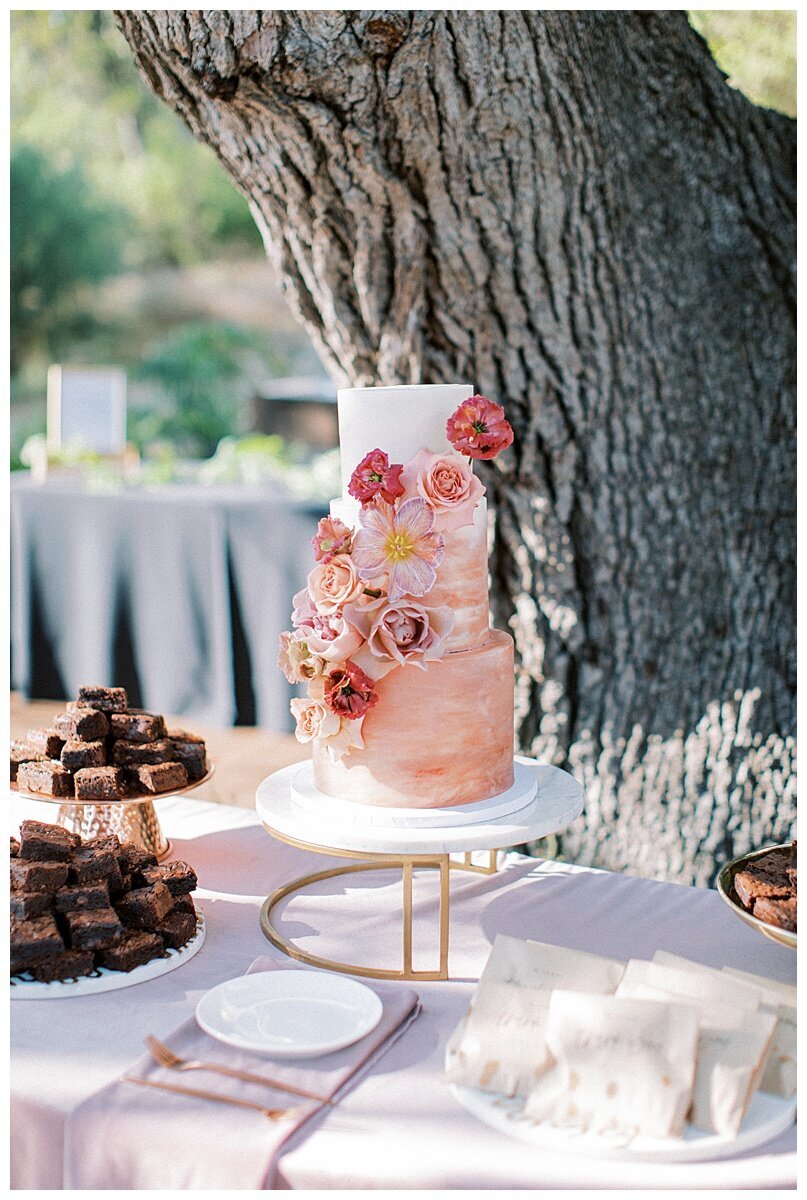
left=256, top=756, right=584, bottom=856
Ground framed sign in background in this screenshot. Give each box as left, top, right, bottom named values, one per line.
left=47, top=365, right=127, bottom=454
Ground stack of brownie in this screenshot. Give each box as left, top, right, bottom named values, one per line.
left=11, top=819, right=200, bottom=982
left=733, top=842, right=797, bottom=932
left=11, top=685, right=207, bottom=801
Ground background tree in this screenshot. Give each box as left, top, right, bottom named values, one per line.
left=115, top=10, right=796, bottom=886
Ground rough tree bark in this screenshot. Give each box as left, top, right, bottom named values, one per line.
left=115, top=10, right=795, bottom=886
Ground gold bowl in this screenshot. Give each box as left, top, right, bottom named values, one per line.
left=716, top=842, right=796, bottom=951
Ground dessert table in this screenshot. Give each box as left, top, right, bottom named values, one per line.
left=10, top=786, right=796, bottom=1190
left=10, top=474, right=324, bottom=727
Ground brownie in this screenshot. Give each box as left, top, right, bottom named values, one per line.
left=11, top=743, right=46, bottom=783
left=109, top=712, right=166, bottom=744
left=74, top=766, right=126, bottom=800
left=118, top=843, right=158, bottom=874
left=10, top=836, right=19, bottom=858
left=134, top=761, right=188, bottom=795
left=54, top=708, right=110, bottom=741
left=76, top=686, right=129, bottom=714
left=64, top=906, right=126, bottom=951
left=157, top=909, right=197, bottom=950
left=17, top=760, right=74, bottom=797
left=734, top=854, right=792, bottom=909
left=97, top=930, right=164, bottom=972
left=173, top=894, right=196, bottom=917
left=166, top=727, right=204, bottom=744
left=11, top=914, right=65, bottom=960
left=10, top=859, right=69, bottom=893
left=112, top=739, right=173, bottom=767
left=61, top=739, right=106, bottom=772
left=19, top=820, right=80, bottom=863
left=137, top=860, right=197, bottom=896
left=754, top=895, right=797, bottom=931
left=23, top=950, right=95, bottom=982
left=10, top=891, right=54, bottom=919
left=115, top=880, right=174, bottom=928
left=68, top=845, right=121, bottom=888
left=54, top=883, right=110, bottom=913
left=25, top=728, right=66, bottom=758
left=168, top=739, right=207, bottom=782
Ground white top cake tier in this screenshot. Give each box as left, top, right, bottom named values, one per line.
left=337, top=383, right=473, bottom=500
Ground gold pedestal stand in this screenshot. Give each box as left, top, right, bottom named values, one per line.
left=259, top=821, right=498, bottom=982
left=11, top=766, right=215, bottom=862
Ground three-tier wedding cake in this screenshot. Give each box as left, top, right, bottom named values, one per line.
left=279, top=383, right=516, bottom=810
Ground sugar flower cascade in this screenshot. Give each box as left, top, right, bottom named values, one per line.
left=278, top=394, right=513, bottom=760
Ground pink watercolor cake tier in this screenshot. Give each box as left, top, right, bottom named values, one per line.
left=278, top=384, right=516, bottom=809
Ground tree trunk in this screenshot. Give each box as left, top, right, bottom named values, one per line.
left=115, top=10, right=796, bottom=886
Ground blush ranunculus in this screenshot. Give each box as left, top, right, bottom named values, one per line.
left=400, top=448, right=484, bottom=531
left=346, top=599, right=455, bottom=680
left=348, top=449, right=405, bottom=506
left=446, top=394, right=514, bottom=460
left=307, top=555, right=365, bottom=615
left=323, top=660, right=379, bottom=720
left=312, top=515, right=353, bottom=563
left=290, top=696, right=340, bottom=743
left=291, top=595, right=364, bottom=663
left=277, top=630, right=327, bottom=683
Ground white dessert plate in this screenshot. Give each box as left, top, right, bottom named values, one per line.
left=448, top=1083, right=796, bottom=1164
left=196, top=969, right=383, bottom=1059
left=11, top=915, right=205, bottom=1000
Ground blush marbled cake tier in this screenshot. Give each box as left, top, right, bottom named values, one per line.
left=313, top=629, right=515, bottom=807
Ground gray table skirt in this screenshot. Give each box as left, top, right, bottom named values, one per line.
left=10, top=477, right=324, bottom=729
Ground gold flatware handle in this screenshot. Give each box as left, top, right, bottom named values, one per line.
left=121, top=1074, right=294, bottom=1120
left=188, top=1059, right=333, bottom=1105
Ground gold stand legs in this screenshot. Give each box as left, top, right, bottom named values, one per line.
left=259, top=842, right=497, bottom=982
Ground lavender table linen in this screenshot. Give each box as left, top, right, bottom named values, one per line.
left=63, top=956, right=419, bottom=1190
left=10, top=792, right=797, bottom=1190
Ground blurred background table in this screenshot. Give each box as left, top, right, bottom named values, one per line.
left=11, top=475, right=325, bottom=730
left=10, top=693, right=309, bottom=809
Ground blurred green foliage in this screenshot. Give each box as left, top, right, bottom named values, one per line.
left=689, top=10, right=796, bottom=117
left=130, top=323, right=289, bottom=458
left=11, top=146, right=127, bottom=370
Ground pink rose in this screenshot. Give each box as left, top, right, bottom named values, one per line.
left=277, top=631, right=327, bottom=683
left=292, top=604, right=364, bottom=663
left=347, top=599, right=455, bottom=680
left=400, top=449, right=484, bottom=532
left=312, top=515, right=353, bottom=564
left=446, top=394, right=514, bottom=460
left=290, top=696, right=340, bottom=743
left=348, top=449, right=405, bottom=506
left=307, top=555, right=365, bottom=615
left=323, top=660, right=379, bottom=720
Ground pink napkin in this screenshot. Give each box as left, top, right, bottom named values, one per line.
left=63, top=956, right=421, bottom=1190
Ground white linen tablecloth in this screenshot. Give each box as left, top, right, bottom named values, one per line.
left=10, top=792, right=796, bottom=1190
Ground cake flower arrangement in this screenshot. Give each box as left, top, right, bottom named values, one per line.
left=278, top=395, right=513, bottom=760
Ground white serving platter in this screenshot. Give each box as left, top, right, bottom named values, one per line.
left=11, top=915, right=205, bottom=1000
left=448, top=1083, right=796, bottom=1164
left=196, top=969, right=383, bottom=1059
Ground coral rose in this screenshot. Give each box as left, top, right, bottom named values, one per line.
left=307, top=555, right=365, bottom=615
left=446, top=394, right=514, bottom=460
left=400, top=449, right=484, bottom=532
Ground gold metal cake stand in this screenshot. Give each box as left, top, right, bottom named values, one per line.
left=259, top=823, right=498, bottom=982
left=256, top=757, right=585, bottom=982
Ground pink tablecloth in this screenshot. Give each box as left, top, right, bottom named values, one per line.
left=10, top=793, right=796, bottom=1190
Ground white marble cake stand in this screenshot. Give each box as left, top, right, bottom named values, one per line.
left=255, top=756, right=584, bottom=982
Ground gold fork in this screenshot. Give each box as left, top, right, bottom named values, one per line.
left=145, top=1035, right=333, bottom=1105
left=121, top=1075, right=297, bottom=1120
